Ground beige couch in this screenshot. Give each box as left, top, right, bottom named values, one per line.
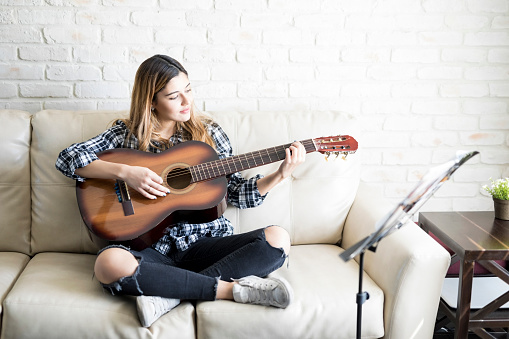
left=0, top=109, right=450, bottom=339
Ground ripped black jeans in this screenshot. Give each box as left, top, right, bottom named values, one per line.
left=99, top=227, right=287, bottom=301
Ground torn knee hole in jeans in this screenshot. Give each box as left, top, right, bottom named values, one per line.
left=262, top=225, right=290, bottom=260
left=263, top=237, right=290, bottom=268
left=98, top=245, right=144, bottom=296
left=264, top=237, right=289, bottom=260
left=101, top=261, right=143, bottom=295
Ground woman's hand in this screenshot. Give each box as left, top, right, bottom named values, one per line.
left=277, top=141, right=306, bottom=180
left=121, top=165, right=170, bottom=200
left=257, top=141, right=306, bottom=196
left=75, top=159, right=169, bottom=200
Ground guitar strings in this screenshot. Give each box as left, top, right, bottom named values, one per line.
left=163, top=140, right=318, bottom=182
left=163, top=140, right=317, bottom=182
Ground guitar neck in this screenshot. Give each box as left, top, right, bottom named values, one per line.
left=190, top=139, right=316, bottom=183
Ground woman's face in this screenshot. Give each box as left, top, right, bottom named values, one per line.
left=152, top=72, right=193, bottom=124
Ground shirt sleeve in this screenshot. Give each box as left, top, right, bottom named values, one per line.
left=208, top=123, right=267, bottom=209
left=55, top=121, right=128, bottom=182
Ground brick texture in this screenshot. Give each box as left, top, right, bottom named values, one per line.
left=1, top=0, right=507, bottom=213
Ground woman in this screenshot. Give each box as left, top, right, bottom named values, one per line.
left=56, top=55, right=305, bottom=327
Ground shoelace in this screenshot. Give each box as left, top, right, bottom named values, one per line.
left=246, top=282, right=278, bottom=303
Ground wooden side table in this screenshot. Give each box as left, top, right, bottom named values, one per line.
left=419, top=211, right=509, bottom=339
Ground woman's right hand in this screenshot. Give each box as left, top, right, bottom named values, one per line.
left=75, top=160, right=170, bottom=200
left=121, top=165, right=170, bottom=200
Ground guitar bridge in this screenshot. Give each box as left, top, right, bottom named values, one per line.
left=115, top=180, right=134, bottom=216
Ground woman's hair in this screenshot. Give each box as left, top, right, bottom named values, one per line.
left=124, top=54, right=215, bottom=151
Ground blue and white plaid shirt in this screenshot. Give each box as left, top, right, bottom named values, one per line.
left=56, top=120, right=266, bottom=255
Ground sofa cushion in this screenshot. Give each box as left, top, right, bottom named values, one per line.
left=1, top=252, right=195, bottom=339
left=0, top=252, right=30, bottom=330
left=196, top=244, right=384, bottom=339
left=0, top=110, right=32, bottom=254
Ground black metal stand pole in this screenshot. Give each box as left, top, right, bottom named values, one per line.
left=356, top=251, right=370, bottom=339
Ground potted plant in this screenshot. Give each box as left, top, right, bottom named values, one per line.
left=483, top=177, right=509, bottom=220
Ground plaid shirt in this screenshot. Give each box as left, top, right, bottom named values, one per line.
left=56, top=120, right=266, bottom=255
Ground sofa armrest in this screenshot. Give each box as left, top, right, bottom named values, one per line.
left=342, top=182, right=450, bottom=339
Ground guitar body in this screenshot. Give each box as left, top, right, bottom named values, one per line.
left=76, top=141, right=227, bottom=250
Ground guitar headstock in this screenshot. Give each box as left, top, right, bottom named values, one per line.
left=313, top=135, right=358, bottom=160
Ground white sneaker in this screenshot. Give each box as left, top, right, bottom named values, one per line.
left=232, top=275, right=293, bottom=309
left=136, top=296, right=180, bottom=327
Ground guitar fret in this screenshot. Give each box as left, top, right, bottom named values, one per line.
left=220, top=159, right=228, bottom=177
left=228, top=159, right=234, bottom=173
left=231, top=157, right=238, bottom=172
left=204, top=164, right=211, bottom=179
left=278, top=145, right=286, bottom=160
left=196, top=164, right=203, bottom=181
left=247, top=152, right=254, bottom=168
left=245, top=154, right=250, bottom=170
left=200, top=164, right=207, bottom=179
left=208, top=163, right=215, bottom=179
left=249, top=153, right=254, bottom=166
left=200, top=164, right=208, bottom=180
left=244, top=153, right=251, bottom=169
left=258, top=150, right=264, bottom=165
left=211, top=163, right=218, bottom=178
left=202, top=164, right=207, bottom=181
left=207, top=163, right=214, bottom=179
left=265, top=149, right=272, bottom=162
left=242, top=153, right=249, bottom=171
left=224, top=158, right=232, bottom=174
left=189, top=167, right=196, bottom=183
left=193, top=165, right=199, bottom=182
left=272, top=147, right=278, bottom=161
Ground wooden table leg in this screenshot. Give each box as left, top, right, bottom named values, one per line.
left=455, top=260, right=475, bottom=339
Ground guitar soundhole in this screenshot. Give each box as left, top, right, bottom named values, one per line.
left=166, top=167, right=192, bottom=190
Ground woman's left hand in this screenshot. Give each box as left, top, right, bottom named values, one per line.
left=278, top=141, right=306, bottom=179
left=257, top=141, right=306, bottom=196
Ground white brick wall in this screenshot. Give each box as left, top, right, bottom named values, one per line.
left=1, top=0, right=508, bottom=214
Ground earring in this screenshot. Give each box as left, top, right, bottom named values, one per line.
left=151, top=107, right=155, bottom=112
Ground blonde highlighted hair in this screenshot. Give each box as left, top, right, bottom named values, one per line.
left=124, top=55, right=215, bottom=151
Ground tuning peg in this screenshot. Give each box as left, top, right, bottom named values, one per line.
left=325, top=151, right=331, bottom=161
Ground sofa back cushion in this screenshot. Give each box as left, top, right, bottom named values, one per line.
left=0, top=110, right=32, bottom=254
left=30, top=110, right=128, bottom=254
left=30, top=110, right=359, bottom=254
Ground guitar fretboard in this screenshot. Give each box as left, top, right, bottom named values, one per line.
left=190, top=139, right=316, bottom=183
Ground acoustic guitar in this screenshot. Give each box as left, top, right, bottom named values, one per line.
left=77, top=135, right=358, bottom=250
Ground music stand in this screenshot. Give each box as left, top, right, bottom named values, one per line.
left=340, top=150, right=479, bottom=339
